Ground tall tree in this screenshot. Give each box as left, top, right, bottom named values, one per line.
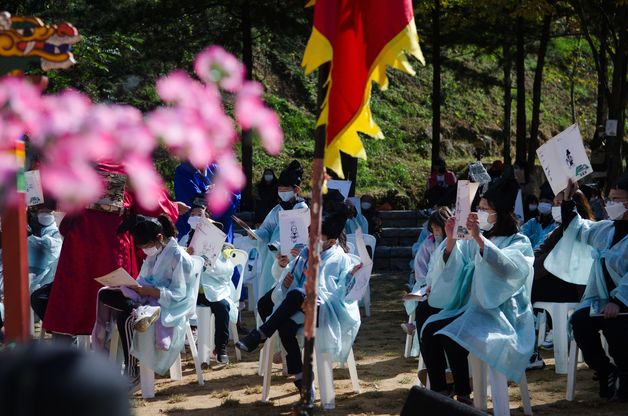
left=240, top=0, right=254, bottom=210
left=515, top=12, right=527, bottom=168
left=431, top=0, right=442, bottom=168
left=502, top=44, right=513, bottom=166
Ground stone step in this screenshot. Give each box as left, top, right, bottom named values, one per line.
left=374, top=246, right=413, bottom=271
left=380, top=227, right=422, bottom=247
left=379, top=210, right=427, bottom=228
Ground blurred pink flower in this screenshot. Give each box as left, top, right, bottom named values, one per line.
left=194, top=46, right=246, bottom=92
left=124, top=156, right=164, bottom=210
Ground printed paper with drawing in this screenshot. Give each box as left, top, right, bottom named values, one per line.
left=95, top=267, right=138, bottom=287
left=190, top=218, right=227, bottom=267
left=345, top=229, right=373, bottom=302
left=278, top=207, right=310, bottom=256
left=537, top=124, right=592, bottom=195
left=454, top=180, right=480, bottom=240
left=327, top=180, right=352, bottom=199
left=25, top=170, right=44, bottom=207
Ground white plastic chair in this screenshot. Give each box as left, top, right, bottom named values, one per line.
left=533, top=301, right=578, bottom=374
left=566, top=330, right=611, bottom=401
left=234, top=234, right=260, bottom=313
left=469, top=355, right=532, bottom=416
left=345, top=233, right=376, bottom=317
left=196, top=249, right=248, bottom=365
left=404, top=311, right=416, bottom=358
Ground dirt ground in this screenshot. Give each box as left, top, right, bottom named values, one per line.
left=133, top=272, right=627, bottom=416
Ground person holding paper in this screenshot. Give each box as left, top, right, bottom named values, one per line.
left=236, top=210, right=362, bottom=400
left=545, top=173, right=628, bottom=401
left=254, top=160, right=309, bottom=303
left=93, top=215, right=193, bottom=389
left=27, top=202, right=63, bottom=294
left=420, top=175, right=534, bottom=405
left=521, top=182, right=558, bottom=250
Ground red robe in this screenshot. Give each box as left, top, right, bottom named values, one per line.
left=43, top=163, right=178, bottom=335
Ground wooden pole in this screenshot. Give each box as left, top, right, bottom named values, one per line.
left=295, top=62, right=329, bottom=416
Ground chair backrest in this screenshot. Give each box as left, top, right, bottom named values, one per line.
left=346, top=232, right=376, bottom=260
left=226, top=249, right=248, bottom=302
left=346, top=241, right=356, bottom=255
left=187, top=255, right=205, bottom=317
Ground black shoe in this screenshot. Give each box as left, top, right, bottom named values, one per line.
left=294, top=379, right=316, bottom=402
left=595, top=367, right=618, bottom=400
left=235, top=329, right=263, bottom=353
left=214, top=348, right=229, bottom=366
left=527, top=351, right=545, bottom=370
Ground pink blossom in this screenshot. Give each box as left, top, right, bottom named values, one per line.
left=206, top=181, right=232, bottom=214
left=124, top=156, right=164, bottom=210
left=254, top=109, right=283, bottom=155
left=194, top=46, right=246, bottom=92
left=39, top=162, right=104, bottom=212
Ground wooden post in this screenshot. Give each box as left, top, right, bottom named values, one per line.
left=295, top=63, right=329, bottom=416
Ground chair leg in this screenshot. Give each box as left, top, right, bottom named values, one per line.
left=186, top=323, right=204, bottom=386
left=519, top=374, right=533, bottom=416
left=196, top=307, right=212, bottom=365
left=140, top=363, right=155, bottom=399
left=109, top=325, right=120, bottom=362
left=347, top=348, right=360, bottom=393
left=536, top=310, right=547, bottom=348
left=404, top=312, right=415, bottom=358
left=315, top=349, right=335, bottom=410
left=169, top=354, right=182, bottom=381
left=363, top=285, right=371, bottom=317
left=470, top=355, right=487, bottom=411
left=552, top=305, right=569, bottom=374
left=566, top=339, right=578, bottom=401
left=230, top=321, right=241, bottom=361
left=488, top=367, right=510, bottom=416
left=261, top=333, right=276, bottom=402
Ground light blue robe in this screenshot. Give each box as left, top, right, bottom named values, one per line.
left=544, top=215, right=628, bottom=311
left=255, top=201, right=309, bottom=300
left=521, top=217, right=558, bottom=250
left=272, top=244, right=360, bottom=364
left=28, top=223, right=63, bottom=293
left=131, top=238, right=197, bottom=375
left=425, top=233, right=535, bottom=382
left=199, top=251, right=238, bottom=323
left=345, top=214, right=368, bottom=235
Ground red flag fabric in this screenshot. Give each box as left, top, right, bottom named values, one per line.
left=302, top=0, right=424, bottom=176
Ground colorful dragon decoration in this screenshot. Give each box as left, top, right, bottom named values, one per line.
left=0, top=11, right=80, bottom=76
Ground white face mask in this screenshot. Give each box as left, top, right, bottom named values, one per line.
left=528, top=204, right=538, bottom=212
left=278, top=190, right=295, bottom=202
left=37, top=213, right=55, bottom=227
left=188, top=216, right=201, bottom=229
left=477, top=210, right=494, bottom=231
left=436, top=175, right=445, bottom=183
left=361, top=202, right=372, bottom=210
left=142, top=246, right=162, bottom=257
left=264, top=174, right=274, bottom=182
left=551, top=206, right=562, bottom=223
left=605, top=201, right=628, bottom=220
left=538, top=202, right=552, bottom=215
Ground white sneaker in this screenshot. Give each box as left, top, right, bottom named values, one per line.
left=133, top=305, right=160, bottom=332
left=541, top=329, right=553, bottom=349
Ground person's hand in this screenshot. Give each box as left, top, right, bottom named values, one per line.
left=187, top=246, right=194, bottom=255
left=283, top=272, right=294, bottom=288
left=563, top=178, right=579, bottom=201
left=351, top=263, right=363, bottom=275
left=603, top=302, right=620, bottom=319
left=466, top=212, right=481, bottom=239
left=444, top=217, right=456, bottom=240
left=129, top=285, right=160, bottom=298
left=290, top=247, right=301, bottom=257
left=176, top=201, right=191, bottom=216
left=276, top=254, right=289, bottom=268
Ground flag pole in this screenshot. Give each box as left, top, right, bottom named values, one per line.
left=295, top=63, right=329, bottom=415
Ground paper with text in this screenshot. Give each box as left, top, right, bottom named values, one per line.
left=454, top=180, right=480, bottom=240
left=345, top=229, right=374, bottom=302
left=190, top=218, right=227, bottom=267
left=278, top=208, right=310, bottom=256
left=25, top=170, right=44, bottom=206
left=95, top=267, right=138, bottom=287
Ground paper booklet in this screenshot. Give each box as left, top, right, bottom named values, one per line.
left=454, top=180, right=480, bottom=240
left=345, top=229, right=374, bottom=302
left=25, top=170, right=44, bottom=207
left=95, top=267, right=138, bottom=287
left=278, top=207, right=310, bottom=256
left=231, top=215, right=260, bottom=240
left=537, top=124, right=592, bottom=195
left=190, top=217, right=227, bottom=267
left=403, top=285, right=428, bottom=302
left=327, top=180, right=352, bottom=199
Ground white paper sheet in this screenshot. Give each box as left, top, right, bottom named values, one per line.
left=25, top=170, right=44, bottom=207
left=454, top=180, right=480, bottom=240
left=190, top=218, right=227, bottom=267
left=327, top=180, right=352, bottom=199
left=536, top=124, right=592, bottom=195
left=345, top=229, right=374, bottom=302
left=278, top=207, right=310, bottom=256
left=95, top=267, right=138, bottom=287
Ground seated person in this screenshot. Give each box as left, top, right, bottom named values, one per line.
left=344, top=199, right=368, bottom=234
left=360, top=194, right=382, bottom=242
left=92, top=215, right=193, bottom=390
left=236, top=211, right=362, bottom=398
left=521, top=182, right=558, bottom=249
left=425, top=159, right=457, bottom=207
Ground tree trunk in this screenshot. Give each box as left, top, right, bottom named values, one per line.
left=526, top=14, right=552, bottom=173
left=595, top=25, right=608, bottom=129
left=431, top=0, right=441, bottom=168
left=515, top=15, right=527, bottom=168
left=240, top=0, right=254, bottom=211
left=502, top=44, right=513, bottom=166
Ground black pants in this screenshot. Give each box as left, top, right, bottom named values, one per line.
left=570, top=307, right=628, bottom=376
left=257, top=288, right=275, bottom=322
left=31, top=283, right=53, bottom=321
left=420, top=314, right=471, bottom=396
left=531, top=276, right=584, bottom=303
left=99, top=289, right=139, bottom=377
left=415, top=301, right=441, bottom=338
left=259, top=289, right=305, bottom=375
left=197, top=292, right=231, bottom=353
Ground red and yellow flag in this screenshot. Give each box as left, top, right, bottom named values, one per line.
left=302, top=0, right=424, bottom=177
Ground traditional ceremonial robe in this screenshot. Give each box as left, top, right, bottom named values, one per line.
left=344, top=214, right=368, bottom=235
left=272, top=244, right=360, bottom=364
left=43, top=162, right=179, bottom=336
left=28, top=222, right=63, bottom=293
left=199, top=250, right=238, bottom=324
left=255, top=200, right=309, bottom=300
left=425, top=233, right=535, bottom=382
left=544, top=214, right=628, bottom=311
left=521, top=217, right=558, bottom=250
left=131, top=238, right=196, bottom=375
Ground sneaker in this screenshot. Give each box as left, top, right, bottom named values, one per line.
left=527, top=351, right=545, bottom=370
left=214, top=349, right=229, bottom=366
left=235, top=329, right=264, bottom=353
left=595, top=367, right=618, bottom=400
left=133, top=305, right=160, bottom=332
left=540, top=329, right=553, bottom=350
left=294, top=378, right=316, bottom=402
left=401, top=322, right=416, bottom=336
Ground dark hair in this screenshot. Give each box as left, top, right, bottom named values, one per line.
left=484, top=201, right=519, bottom=238
left=131, top=215, right=176, bottom=246
left=573, top=190, right=595, bottom=220
left=428, top=206, right=452, bottom=234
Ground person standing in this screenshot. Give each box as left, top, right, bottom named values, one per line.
left=254, top=168, right=278, bottom=227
